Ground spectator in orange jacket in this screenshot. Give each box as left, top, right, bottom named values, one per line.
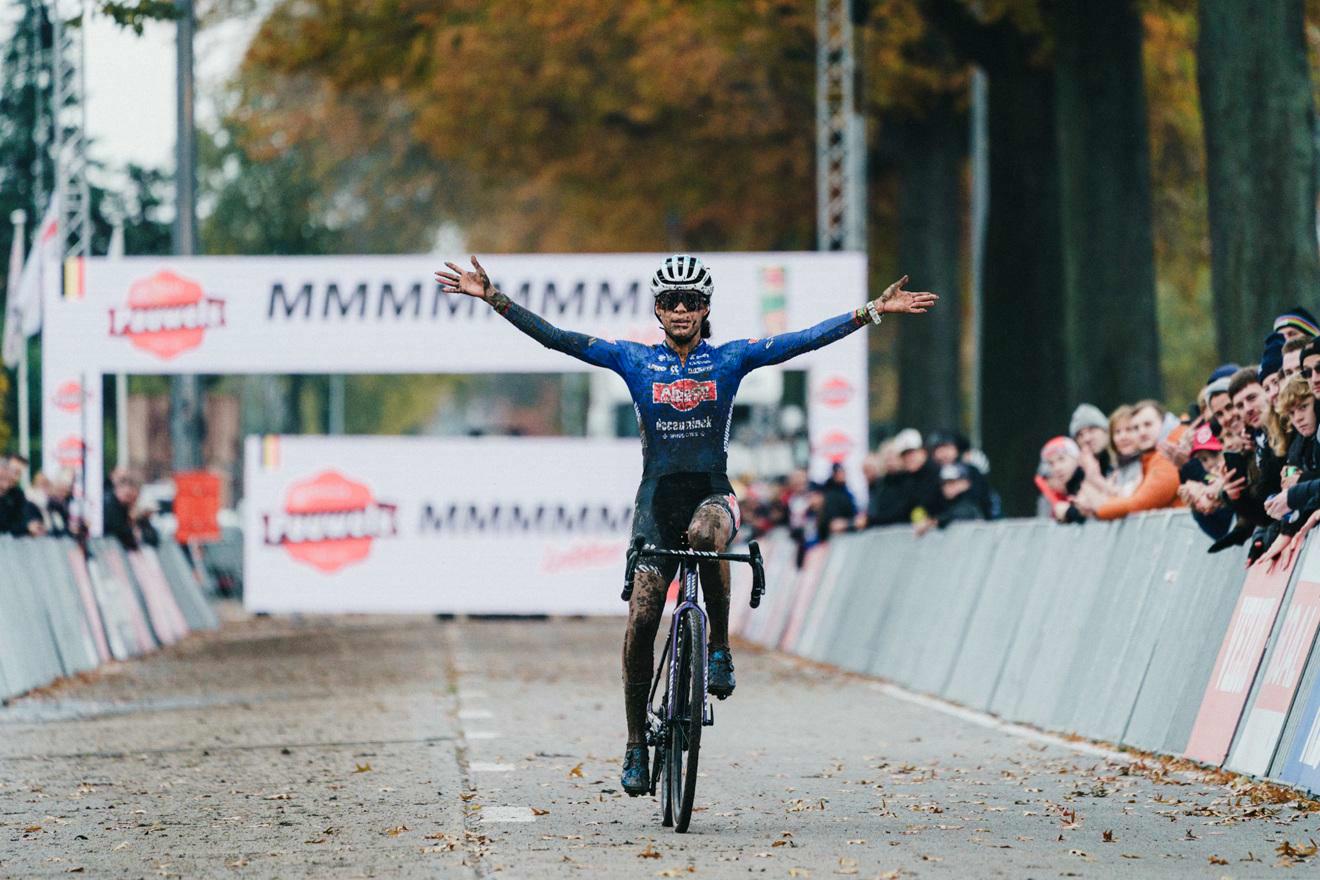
left=1081, top=401, right=1183, bottom=520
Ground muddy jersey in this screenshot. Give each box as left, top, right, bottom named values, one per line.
left=492, top=297, right=866, bottom=480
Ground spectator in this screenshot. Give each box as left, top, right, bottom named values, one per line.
left=104, top=468, right=159, bottom=550
left=865, top=429, right=937, bottom=526
left=927, top=432, right=961, bottom=467
left=816, top=463, right=857, bottom=540
left=916, top=463, right=985, bottom=535
left=1035, top=436, right=1083, bottom=521
left=1283, top=337, right=1308, bottom=383
left=1260, top=332, right=1286, bottom=410
left=960, top=447, right=1002, bottom=519
left=0, top=456, right=42, bottom=537
left=1303, top=338, right=1320, bottom=400
left=41, top=470, right=78, bottom=538
left=1274, top=305, right=1319, bottom=343
left=1205, top=375, right=1247, bottom=453
left=1070, top=404, right=1113, bottom=476
left=1084, top=400, right=1181, bottom=520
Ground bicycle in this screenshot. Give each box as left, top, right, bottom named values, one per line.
left=622, top=534, right=766, bottom=832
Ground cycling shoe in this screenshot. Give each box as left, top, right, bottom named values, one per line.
left=708, top=648, right=736, bottom=699
left=621, top=744, right=650, bottom=796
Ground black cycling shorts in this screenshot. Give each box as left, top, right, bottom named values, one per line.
left=631, top=472, right=741, bottom=583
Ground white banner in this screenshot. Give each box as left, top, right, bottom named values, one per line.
left=243, top=435, right=643, bottom=614
left=45, top=253, right=869, bottom=534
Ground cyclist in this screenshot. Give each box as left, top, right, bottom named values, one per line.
left=434, top=254, right=937, bottom=795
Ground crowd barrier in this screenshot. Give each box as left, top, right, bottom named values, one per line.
left=730, top=512, right=1320, bottom=796
left=0, top=536, right=219, bottom=702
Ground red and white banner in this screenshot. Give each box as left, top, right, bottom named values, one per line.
left=243, top=435, right=643, bottom=614
left=1226, top=540, right=1320, bottom=775
left=1185, top=557, right=1296, bottom=766
left=46, top=253, right=869, bottom=535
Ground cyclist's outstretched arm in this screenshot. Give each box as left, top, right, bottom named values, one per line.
left=436, top=256, right=621, bottom=370
left=737, top=275, right=938, bottom=372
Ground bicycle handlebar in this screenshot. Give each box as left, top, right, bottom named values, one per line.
left=622, top=534, right=766, bottom=609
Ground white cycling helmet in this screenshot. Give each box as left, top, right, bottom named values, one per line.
left=650, top=254, right=714, bottom=299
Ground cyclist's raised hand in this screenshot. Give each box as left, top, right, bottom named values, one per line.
left=435, top=256, right=495, bottom=300
left=875, top=275, right=938, bottom=315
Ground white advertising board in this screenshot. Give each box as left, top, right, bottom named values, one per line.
left=45, top=253, right=868, bottom=535
left=243, top=435, right=642, bottom=614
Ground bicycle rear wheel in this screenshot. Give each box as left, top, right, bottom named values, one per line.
left=666, top=608, right=705, bottom=833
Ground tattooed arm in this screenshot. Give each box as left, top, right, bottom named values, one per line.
left=436, top=256, right=623, bottom=371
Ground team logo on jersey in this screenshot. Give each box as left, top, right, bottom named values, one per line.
left=652, top=379, right=717, bottom=412
left=262, top=470, right=399, bottom=573
left=108, top=270, right=226, bottom=360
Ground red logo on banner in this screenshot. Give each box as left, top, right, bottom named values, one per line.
left=652, top=379, right=717, bottom=412
left=816, top=430, right=854, bottom=463
left=54, top=381, right=85, bottom=413
left=815, top=376, right=854, bottom=409
left=108, top=270, right=226, bottom=360
left=174, top=471, right=222, bottom=544
left=262, top=470, right=398, bottom=573
left=55, top=435, right=86, bottom=470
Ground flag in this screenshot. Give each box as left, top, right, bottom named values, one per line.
left=3, top=194, right=60, bottom=367
left=2, top=212, right=27, bottom=367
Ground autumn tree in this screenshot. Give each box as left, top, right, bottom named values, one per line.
left=1197, top=0, right=1320, bottom=363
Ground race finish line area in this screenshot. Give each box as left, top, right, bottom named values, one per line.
left=1, top=614, right=1313, bottom=878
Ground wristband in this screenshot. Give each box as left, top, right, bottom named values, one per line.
left=865, top=300, right=883, bottom=326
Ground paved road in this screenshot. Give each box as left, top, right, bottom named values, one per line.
left=2, top=614, right=1318, bottom=878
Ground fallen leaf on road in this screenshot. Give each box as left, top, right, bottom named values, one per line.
left=1069, top=849, right=1090, bottom=858
left=354, top=763, right=372, bottom=773
left=847, top=839, right=865, bottom=845
left=835, top=856, right=859, bottom=874
left=532, top=807, right=550, bottom=816
left=385, top=825, right=410, bottom=837
left=66, top=869, right=84, bottom=874
left=638, top=843, right=661, bottom=859
left=1102, top=830, right=1114, bottom=843
left=920, top=854, right=942, bottom=862
left=263, top=793, right=292, bottom=800
left=655, top=869, right=695, bottom=877
left=788, top=870, right=810, bottom=878
left=1120, top=854, right=1141, bottom=859
left=568, top=763, right=584, bottom=779
left=24, top=825, right=42, bottom=834
left=1208, top=855, right=1228, bottom=865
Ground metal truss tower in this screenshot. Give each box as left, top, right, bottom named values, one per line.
left=816, top=0, right=866, bottom=252
left=50, top=0, right=91, bottom=261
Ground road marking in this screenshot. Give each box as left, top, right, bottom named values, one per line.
left=466, top=731, right=502, bottom=740
left=469, top=762, right=516, bottom=773
left=481, top=806, right=535, bottom=823
left=458, top=709, right=493, bottom=720
left=866, top=681, right=1132, bottom=763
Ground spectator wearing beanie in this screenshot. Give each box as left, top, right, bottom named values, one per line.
left=1303, top=339, right=1320, bottom=400
left=1086, top=401, right=1182, bottom=520
left=1274, top=306, right=1320, bottom=343
left=1036, top=436, right=1085, bottom=521
left=1260, top=331, right=1286, bottom=408
left=1070, top=404, right=1113, bottom=476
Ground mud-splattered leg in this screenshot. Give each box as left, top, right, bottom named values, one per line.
left=687, top=503, right=733, bottom=651
left=622, top=567, right=668, bottom=745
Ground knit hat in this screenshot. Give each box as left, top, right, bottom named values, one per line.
left=892, top=428, right=923, bottom=454
left=1207, top=363, right=1240, bottom=385
left=1274, top=306, right=1319, bottom=338
left=1190, top=423, right=1223, bottom=454
left=1205, top=377, right=1232, bottom=398
left=1259, top=332, right=1286, bottom=381
left=1069, top=403, right=1108, bottom=438
left=939, top=462, right=971, bottom=482
left=1040, top=436, right=1080, bottom=462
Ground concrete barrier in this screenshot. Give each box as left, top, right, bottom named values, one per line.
left=1, top=536, right=218, bottom=702
left=733, top=511, right=1320, bottom=797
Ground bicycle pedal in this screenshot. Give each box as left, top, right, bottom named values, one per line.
left=703, top=703, right=714, bottom=726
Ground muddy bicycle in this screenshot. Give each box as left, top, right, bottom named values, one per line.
left=622, top=535, right=765, bottom=832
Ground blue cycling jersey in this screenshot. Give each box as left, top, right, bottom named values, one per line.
left=493, top=298, right=866, bottom=480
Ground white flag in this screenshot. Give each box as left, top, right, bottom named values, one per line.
left=5, top=194, right=60, bottom=363
left=2, top=212, right=28, bottom=367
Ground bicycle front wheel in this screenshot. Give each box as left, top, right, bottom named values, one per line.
left=667, top=609, right=705, bottom=833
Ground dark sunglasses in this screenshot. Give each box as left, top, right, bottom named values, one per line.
left=655, top=290, right=710, bottom=312
left=1304, top=367, right=1316, bottom=379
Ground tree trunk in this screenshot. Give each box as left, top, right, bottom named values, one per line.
left=1054, top=0, right=1160, bottom=408
left=1198, top=0, right=1320, bottom=363
left=919, top=0, right=1070, bottom=515
left=979, top=62, right=1069, bottom=515
left=895, top=96, right=966, bottom=434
